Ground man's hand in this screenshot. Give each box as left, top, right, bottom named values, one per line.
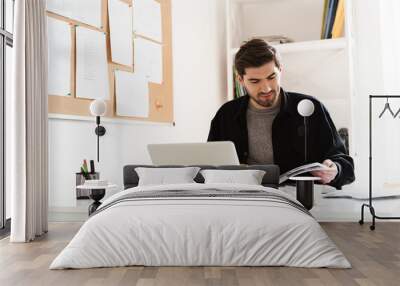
left=310, top=159, right=338, bottom=184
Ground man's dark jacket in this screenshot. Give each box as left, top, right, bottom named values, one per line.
left=207, top=89, right=355, bottom=189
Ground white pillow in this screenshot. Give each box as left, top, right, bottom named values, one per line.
left=135, top=167, right=201, bottom=186
left=200, top=169, right=266, bottom=185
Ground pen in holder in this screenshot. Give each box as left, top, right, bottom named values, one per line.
left=76, top=172, right=100, bottom=199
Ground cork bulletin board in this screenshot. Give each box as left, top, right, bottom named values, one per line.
left=47, top=0, right=173, bottom=123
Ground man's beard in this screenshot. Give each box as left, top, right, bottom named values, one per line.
left=253, top=91, right=277, bottom=108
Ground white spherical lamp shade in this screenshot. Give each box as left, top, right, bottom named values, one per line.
left=90, top=99, right=107, bottom=116
left=297, top=99, right=315, bottom=117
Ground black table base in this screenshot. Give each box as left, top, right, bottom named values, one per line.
left=88, top=188, right=105, bottom=215
left=296, top=180, right=314, bottom=210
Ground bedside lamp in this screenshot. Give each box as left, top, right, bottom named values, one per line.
left=296, top=99, right=316, bottom=210
left=297, top=99, right=315, bottom=163
left=90, top=99, right=107, bottom=162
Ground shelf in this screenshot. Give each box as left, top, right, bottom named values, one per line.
left=231, top=38, right=346, bottom=56
left=48, top=113, right=174, bottom=127
left=226, top=0, right=354, bottom=144
left=275, top=38, right=346, bottom=53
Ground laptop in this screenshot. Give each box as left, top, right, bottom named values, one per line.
left=147, top=141, right=240, bottom=165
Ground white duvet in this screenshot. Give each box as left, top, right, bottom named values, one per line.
left=50, top=183, right=350, bottom=269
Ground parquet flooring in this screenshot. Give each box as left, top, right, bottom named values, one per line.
left=1, top=222, right=399, bottom=286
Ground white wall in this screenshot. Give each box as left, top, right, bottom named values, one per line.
left=45, top=0, right=400, bottom=221
left=371, top=0, right=400, bottom=193
left=350, top=0, right=385, bottom=193
left=49, top=0, right=226, bottom=208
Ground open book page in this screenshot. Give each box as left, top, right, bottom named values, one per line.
left=279, top=163, right=329, bottom=184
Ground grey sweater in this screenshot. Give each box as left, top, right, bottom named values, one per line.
left=246, top=100, right=281, bottom=165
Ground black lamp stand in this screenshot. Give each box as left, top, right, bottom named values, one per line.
left=94, top=116, right=106, bottom=162
left=294, top=116, right=315, bottom=210
left=304, top=117, right=308, bottom=162
left=296, top=180, right=314, bottom=210
left=88, top=188, right=106, bottom=215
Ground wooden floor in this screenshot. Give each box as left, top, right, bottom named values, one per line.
left=0, top=222, right=399, bottom=286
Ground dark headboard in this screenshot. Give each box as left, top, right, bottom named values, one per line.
left=123, top=164, right=280, bottom=189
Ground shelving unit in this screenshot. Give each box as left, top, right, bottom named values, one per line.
left=225, top=0, right=355, bottom=156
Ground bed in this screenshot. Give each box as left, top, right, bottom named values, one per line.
left=50, top=165, right=350, bottom=269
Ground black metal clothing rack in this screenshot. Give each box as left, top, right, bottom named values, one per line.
left=359, top=95, right=400, bottom=230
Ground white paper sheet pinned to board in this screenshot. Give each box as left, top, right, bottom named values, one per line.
left=76, top=27, right=109, bottom=99
left=47, top=17, right=71, bottom=96
left=115, top=70, right=149, bottom=118
left=108, top=0, right=133, bottom=66
left=133, top=0, right=162, bottom=42
left=46, top=0, right=102, bottom=28
left=134, top=37, right=163, bottom=84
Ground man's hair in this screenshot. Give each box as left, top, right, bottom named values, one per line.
left=234, top=39, right=281, bottom=77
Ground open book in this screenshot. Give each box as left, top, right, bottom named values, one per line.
left=279, top=162, right=329, bottom=184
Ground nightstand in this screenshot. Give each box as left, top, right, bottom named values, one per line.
left=289, top=176, right=320, bottom=210
left=76, top=184, right=117, bottom=215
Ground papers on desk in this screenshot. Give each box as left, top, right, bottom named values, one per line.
left=47, top=17, right=71, bottom=96
left=115, top=70, right=149, bottom=118
left=84, top=179, right=108, bottom=187
left=46, top=0, right=102, bottom=28
left=76, top=27, right=109, bottom=100
left=108, top=0, right=133, bottom=66
left=133, top=0, right=162, bottom=42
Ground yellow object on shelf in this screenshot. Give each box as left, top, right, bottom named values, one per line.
left=332, top=0, right=345, bottom=38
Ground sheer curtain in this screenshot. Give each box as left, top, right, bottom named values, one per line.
left=10, top=0, right=48, bottom=242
